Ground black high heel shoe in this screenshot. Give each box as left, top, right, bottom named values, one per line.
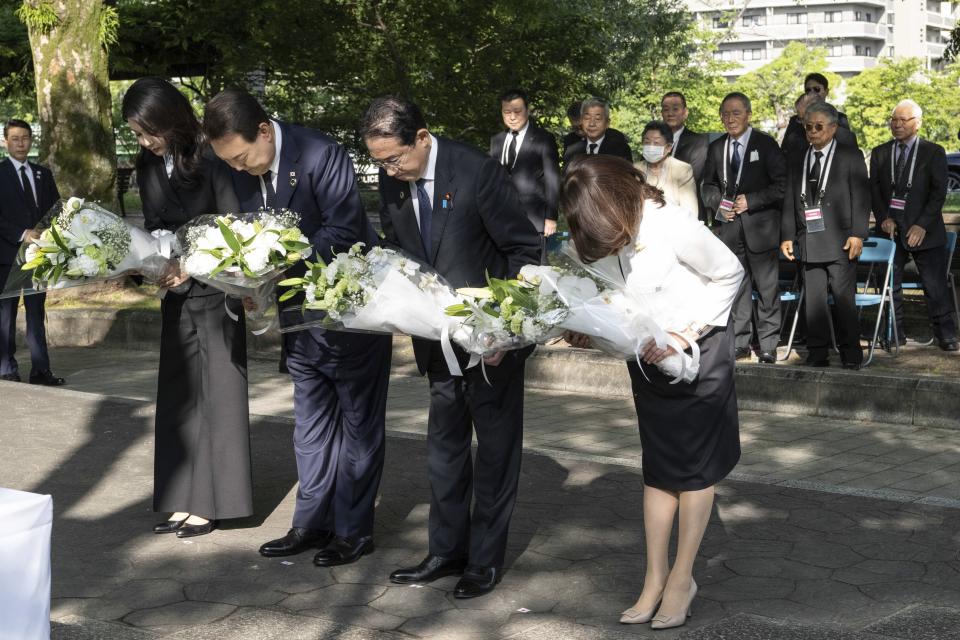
left=153, top=516, right=188, bottom=534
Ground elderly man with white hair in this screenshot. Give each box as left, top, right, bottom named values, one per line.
left=869, top=99, right=957, bottom=351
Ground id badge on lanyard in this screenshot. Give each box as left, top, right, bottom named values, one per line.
left=804, top=207, right=825, bottom=233
left=715, top=196, right=735, bottom=224
left=889, top=141, right=918, bottom=216
left=800, top=143, right=835, bottom=235
left=889, top=197, right=907, bottom=212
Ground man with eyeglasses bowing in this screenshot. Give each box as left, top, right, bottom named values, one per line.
left=870, top=99, right=957, bottom=351
left=702, top=92, right=787, bottom=364
left=781, top=102, right=869, bottom=369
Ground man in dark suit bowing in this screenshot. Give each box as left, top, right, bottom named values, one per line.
left=702, top=92, right=787, bottom=363
left=869, top=99, right=957, bottom=351
left=489, top=89, right=560, bottom=262
left=563, top=98, right=633, bottom=166
left=781, top=102, right=870, bottom=369
left=0, top=119, right=64, bottom=385
left=203, top=88, right=394, bottom=565
left=360, top=96, right=540, bottom=598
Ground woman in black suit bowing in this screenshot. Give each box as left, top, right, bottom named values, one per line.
left=122, top=77, right=252, bottom=538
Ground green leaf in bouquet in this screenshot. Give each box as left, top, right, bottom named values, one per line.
left=21, top=256, right=45, bottom=270
left=208, top=256, right=234, bottom=278
left=49, top=225, right=71, bottom=253
left=50, top=264, right=64, bottom=284
left=278, top=288, right=299, bottom=302
left=278, top=277, right=306, bottom=286
left=253, top=220, right=264, bottom=234
left=445, top=303, right=473, bottom=316
left=216, top=218, right=243, bottom=253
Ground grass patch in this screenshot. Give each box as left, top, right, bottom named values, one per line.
left=945, top=192, right=960, bottom=213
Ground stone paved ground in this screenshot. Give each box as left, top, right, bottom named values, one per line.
left=0, top=347, right=959, bottom=639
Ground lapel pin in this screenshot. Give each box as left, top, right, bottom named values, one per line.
left=399, top=190, right=406, bottom=201
left=442, top=192, right=453, bottom=210
left=289, top=171, right=297, bottom=187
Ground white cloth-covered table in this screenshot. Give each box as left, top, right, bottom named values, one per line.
left=0, top=488, right=51, bottom=640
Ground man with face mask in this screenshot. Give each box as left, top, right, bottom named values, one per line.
left=634, top=120, right=698, bottom=219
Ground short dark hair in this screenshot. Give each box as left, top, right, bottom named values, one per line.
left=203, top=87, right=270, bottom=143
left=4, top=119, right=31, bottom=138
left=567, top=100, right=583, bottom=121
left=806, top=101, right=839, bottom=124
left=358, top=96, right=427, bottom=147
left=661, top=92, right=687, bottom=108
left=642, top=121, right=674, bottom=144
left=499, top=89, right=528, bottom=109
left=721, top=92, right=752, bottom=113
left=804, top=72, right=829, bottom=91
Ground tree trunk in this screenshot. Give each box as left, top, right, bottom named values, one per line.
left=24, top=0, right=116, bottom=207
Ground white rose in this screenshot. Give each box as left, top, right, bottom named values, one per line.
left=305, top=283, right=317, bottom=304
left=68, top=253, right=102, bottom=277
left=244, top=247, right=270, bottom=274
left=25, top=243, right=40, bottom=263
left=230, top=220, right=256, bottom=241
left=184, top=251, right=220, bottom=276
left=197, top=227, right=225, bottom=252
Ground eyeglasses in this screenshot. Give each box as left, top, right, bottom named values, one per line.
left=720, top=111, right=747, bottom=120
left=370, top=147, right=410, bottom=170
left=804, top=122, right=831, bottom=132
left=889, top=117, right=917, bottom=126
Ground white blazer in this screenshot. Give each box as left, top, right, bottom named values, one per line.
left=588, top=200, right=744, bottom=333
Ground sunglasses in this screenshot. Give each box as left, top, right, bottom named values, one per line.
left=804, top=122, right=831, bottom=132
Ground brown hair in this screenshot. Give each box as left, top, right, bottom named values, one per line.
left=560, top=155, right=665, bottom=263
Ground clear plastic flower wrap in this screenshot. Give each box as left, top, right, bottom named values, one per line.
left=1, top=197, right=178, bottom=299
left=176, top=209, right=312, bottom=333
left=277, top=242, right=468, bottom=374
left=550, top=246, right=699, bottom=384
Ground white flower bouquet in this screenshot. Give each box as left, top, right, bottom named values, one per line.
left=1, top=197, right=176, bottom=298
left=444, top=265, right=571, bottom=357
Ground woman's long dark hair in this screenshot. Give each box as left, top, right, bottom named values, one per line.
left=121, top=77, right=204, bottom=186
left=560, top=155, right=665, bottom=264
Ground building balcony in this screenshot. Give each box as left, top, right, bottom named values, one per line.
left=688, top=0, right=886, bottom=9
left=717, top=21, right=887, bottom=42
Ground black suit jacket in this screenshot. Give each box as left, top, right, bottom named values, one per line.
left=781, top=114, right=859, bottom=161
left=489, top=123, right=561, bottom=232
left=379, top=136, right=540, bottom=371
left=702, top=128, right=787, bottom=253
left=782, top=143, right=870, bottom=263
left=671, top=127, right=710, bottom=185
left=136, top=150, right=239, bottom=232
left=869, top=138, right=948, bottom=252
left=0, top=158, right=60, bottom=267
left=563, top=128, right=633, bottom=165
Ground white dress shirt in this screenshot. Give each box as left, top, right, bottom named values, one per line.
left=9, top=157, right=37, bottom=198
left=728, top=126, right=752, bottom=164
left=409, top=134, right=439, bottom=228
left=163, top=154, right=174, bottom=179
left=259, top=119, right=283, bottom=207
left=585, top=134, right=605, bottom=154
left=672, top=125, right=685, bottom=151
left=590, top=201, right=744, bottom=332
left=500, top=121, right=529, bottom=168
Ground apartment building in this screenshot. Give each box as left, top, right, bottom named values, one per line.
left=686, top=0, right=959, bottom=80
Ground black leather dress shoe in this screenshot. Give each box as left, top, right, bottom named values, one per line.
left=153, top=516, right=188, bottom=534
left=389, top=554, right=467, bottom=584
left=176, top=520, right=217, bottom=538
left=453, top=566, right=502, bottom=599
left=939, top=339, right=959, bottom=352
left=841, top=361, right=862, bottom=370
left=757, top=351, right=776, bottom=364
left=734, top=347, right=752, bottom=360
left=29, top=370, right=65, bottom=386
left=0, top=373, right=20, bottom=382
left=313, top=535, right=374, bottom=567
left=260, top=527, right=334, bottom=557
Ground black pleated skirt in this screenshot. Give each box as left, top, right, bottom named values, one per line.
left=627, top=324, right=740, bottom=491
left=153, top=287, right=252, bottom=519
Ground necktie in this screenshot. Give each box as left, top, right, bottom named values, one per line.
left=506, top=131, right=518, bottom=171
left=20, top=165, right=37, bottom=214
left=807, top=150, right=823, bottom=205
left=416, top=178, right=432, bottom=261
left=895, top=142, right=908, bottom=185
left=729, top=141, right=741, bottom=177
left=263, top=169, right=277, bottom=209
left=588, top=142, right=598, bottom=155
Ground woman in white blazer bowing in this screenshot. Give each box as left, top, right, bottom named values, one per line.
left=634, top=121, right=699, bottom=220
left=562, top=155, right=743, bottom=630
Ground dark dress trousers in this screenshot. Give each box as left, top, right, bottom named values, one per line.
left=0, top=158, right=59, bottom=377
left=782, top=143, right=870, bottom=365
left=869, top=138, right=956, bottom=342
left=232, top=121, right=392, bottom=539
left=671, top=127, right=710, bottom=221
left=702, top=129, right=787, bottom=353
left=378, top=136, right=540, bottom=569
left=563, top=127, right=633, bottom=165
left=138, top=150, right=254, bottom=519
left=781, top=112, right=857, bottom=160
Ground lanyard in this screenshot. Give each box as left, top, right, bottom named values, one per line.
left=721, top=136, right=745, bottom=195
left=890, top=138, right=919, bottom=194
left=800, top=141, right=837, bottom=207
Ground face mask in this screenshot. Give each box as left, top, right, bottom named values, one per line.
left=642, top=145, right=667, bottom=163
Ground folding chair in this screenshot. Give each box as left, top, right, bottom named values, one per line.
left=899, top=230, right=958, bottom=344
left=852, top=237, right=898, bottom=366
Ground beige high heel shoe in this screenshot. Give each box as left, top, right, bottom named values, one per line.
left=650, top=578, right=697, bottom=630
left=619, top=595, right=662, bottom=624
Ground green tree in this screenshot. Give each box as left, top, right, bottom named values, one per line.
left=845, top=58, right=960, bottom=153
left=18, top=0, right=118, bottom=204
left=733, top=41, right=839, bottom=141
